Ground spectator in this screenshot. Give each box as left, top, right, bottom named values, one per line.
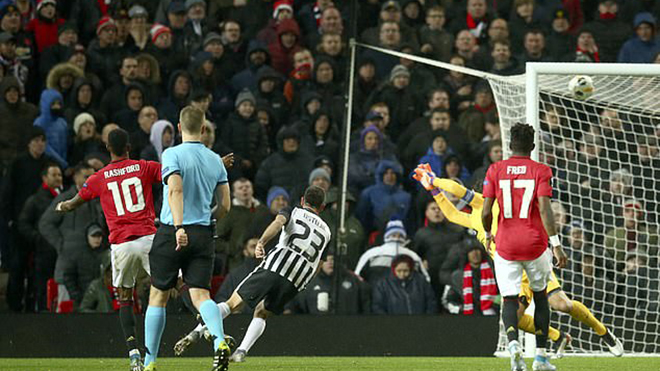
left=450, top=0, right=490, bottom=44
left=214, top=237, right=260, bottom=313
left=0, top=31, right=30, bottom=94
left=68, top=113, right=103, bottom=166
left=86, top=17, right=121, bottom=88
left=616, top=249, right=659, bottom=320
left=320, top=188, right=366, bottom=270
left=183, top=0, right=209, bottom=53
left=147, top=24, right=187, bottom=83
left=34, top=88, right=68, bottom=169
left=256, top=0, right=294, bottom=45
left=442, top=55, right=475, bottom=113
left=458, top=80, right=497, bottom=144
left=140, top=120, right=174, bottom=162
left=508, top=0, right=544, bottom=55
left=469, top=139, right=503, bottom=187
left=490, top=40, right=522, bottom=75
left=231, top=40, right=270, bottom=93
left=79, top=251, right=115, bottom=313
left=39, top=22, right=78, bottom=81
left=355, top=220, right=430, bottom=285
left=216, top=178, right=267, bottom=271
left=268, top=18, right=302, bottom=77
left=454, top=30, right=489, bottom=71
left=348, top=125, right=398, bottom=194
left=157, top=70, right=192, bottom=125
left=418, top=5, right=454, bottom=63
left=64, top=78, right=107, bottom=130
left=99, top=56, right=139, bottom=120
left=361, top=1, right=418, bottom=49
left=0, top=76, right=39, bottom=165
left=571, top=30, right=600, bottom=62
left=254, top=127, right=312, bottom=200
left=25, top=0, right=64, bottom=53
left=316, top=32, right=346, bottom=81
left=582, top=0, right=631, bottom=62
left=417, top=131, right=462, bottom=179
left=604, top=199, right=659, bottom=271
left=135, top=53, right=163, bottom=104
left=299, top=110, right=339, bottom=162
left=289, top=253, right=371, bottom=315
left=125, top=5, right=150, bottom=51
left=129, top=106, right=158, bottom=159
left=413, top=199, right=465, bottom=295
left=255, top=65, right=288, bottom=131
left=398, top=90, right=451, bottom=154
left=298, top=0, right=336, bottom=37
left=248, top=186, right=289, bottom=251
left=401, top=0, right=425, bottom=29
left=112, top=82, right=148, bottom=133
left=282, top=48, right=314, bottom=113
left=366, top=64, right=419, bottom=138
left=45, top=62, right=84, bottom=107
left=441, top=242, right=497, bottom=316
left=546, top=8, right=575, bottom=61
left=305, top=5, right=344, bottom=49
left=165, top=2, right=190, bottom=58
left=372, top=254, right=437, bottom=314
left=360, top=21, right=402, bottom=79
left=618, top=12, right=660, bottom=63
left=39, top=163, right=101, bottom=307
left=222, top=88, right=270, bottom=178
left=17, top=162, right=62, bottom=312
left=404, top=108, right=468, bottom=169
left=518, top=29, right=551, bottom=63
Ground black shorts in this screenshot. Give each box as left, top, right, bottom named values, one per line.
left=150, top=225, right=214, bottom=291
left=236, top=268, right=298, bottom=315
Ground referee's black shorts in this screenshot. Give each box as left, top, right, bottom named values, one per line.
left=150, top=224, right=214, bottom=291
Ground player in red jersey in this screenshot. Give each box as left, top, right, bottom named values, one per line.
left=56, top=129, right=161, bottom=371
left=482, top=123, right=567, bottom=371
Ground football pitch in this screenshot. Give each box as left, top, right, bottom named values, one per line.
left=2, top=357, right=659, bottom=371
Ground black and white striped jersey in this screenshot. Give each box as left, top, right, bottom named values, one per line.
left=261, top=207, right=332, bottom=291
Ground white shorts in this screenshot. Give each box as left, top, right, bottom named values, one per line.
left=110, top=234, right=155, bottom=288
left=494, top=249, right=552, bottom=297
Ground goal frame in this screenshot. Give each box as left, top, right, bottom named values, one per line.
left=525, top=62, right=660, bottom=162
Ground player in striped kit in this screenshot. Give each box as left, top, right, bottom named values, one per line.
left=178, top=185, right=330, bottom=364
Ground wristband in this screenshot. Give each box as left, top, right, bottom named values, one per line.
left=431, top=187, right=442, bottom=196
left=549, top=235, right=560, bottom=247
left=175, top=225, right=184, bottom=231
left=485, top=231, right=492, bottom=239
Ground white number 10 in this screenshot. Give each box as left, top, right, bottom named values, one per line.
left=107, top=177, right=146, bottom=216
left=499, top=179, right=535, bottom=219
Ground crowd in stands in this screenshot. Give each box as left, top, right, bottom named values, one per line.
left=0, top=0, right=658, bottom=319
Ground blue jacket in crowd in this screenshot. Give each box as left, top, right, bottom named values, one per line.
left=34, top=89, right=68, bottom=169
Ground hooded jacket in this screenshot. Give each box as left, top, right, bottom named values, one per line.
left=618, top=13, right=660, bottom=63
left=112, top=82, right=148, bottom=133
left=255, top=65, right=289, bottom=127
left=268, top=18, right=302, bottom=77
left=34, top=89, right=68, bottom=168
left=372, top=256, right=437, bottom=314
left=230, top=39, right=271, bottom=93
left=355, top=160, right=411, bottom=233
left=348, top=127, right=399, bottom=194
left=64, top=78, right=107, bottom=127
left=157, top=70, right=192, bottom=125
left=141, top=120, right=174, bottom=162
left=0, top=77, right=39, bottom=161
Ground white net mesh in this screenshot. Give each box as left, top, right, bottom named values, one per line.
left=489, top=72, right=660, bottom=355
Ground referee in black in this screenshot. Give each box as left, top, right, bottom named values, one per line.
left=143, top=106, right=232, bottom=371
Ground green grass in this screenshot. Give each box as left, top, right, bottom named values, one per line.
left=1, top=357, right=659, bottom=371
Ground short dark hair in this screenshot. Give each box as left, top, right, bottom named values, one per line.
left=41, top=162, right=60, bottom=177
left=510, top=123, right=535, bottom=153
left=74, top=162, right=94, bottom=175
left=107, top=128, right=130, bottom=156
left=303, top=185, right=325, bottom=209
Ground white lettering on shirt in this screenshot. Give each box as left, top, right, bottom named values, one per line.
left=104, top=164, right=141, bottom=179
left=507, top=166, right=527, bottom=175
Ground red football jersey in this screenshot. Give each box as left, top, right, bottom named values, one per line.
left=482, top=156, right=553, bottom=261
left=79, top=159, right=161, bottom=244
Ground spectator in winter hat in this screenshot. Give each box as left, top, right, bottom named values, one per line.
left=69, top=112, right=103, bottom=167
left=39, top=22, right=78, bottom=80
left=126, top=5, right=150, bottom=50
left=256, top=0, right=294, bottom=45
left=86, top=17, right=121, bottom=87
left=268, top=18, right=302, bottom=76
left=34, top=88, right=68, bottom=169
left=25, top=0, right=64, bottom=53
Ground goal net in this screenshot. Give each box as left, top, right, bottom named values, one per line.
left=351, top=44, right=659, bottom=355
left=489, top=64, right=660, bottom=356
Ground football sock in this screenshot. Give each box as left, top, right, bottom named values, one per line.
left=533, top=290, right=550, bottom=348
left=218, top=302, right=231, bottom=319
left=199, top=299, right=225, bottom=350
left=194, top=302, right=231, bottom=334
left=502, top=296, right=519, bottom=343
left=144, top=306, right=166, bottom=366
left=119, top=301, right=138, bottom=351
left=238, top=317, right=266, bottom=353
left=570, top=300, right=607, bottom=336
left=518, top=314, right=561, bottom=342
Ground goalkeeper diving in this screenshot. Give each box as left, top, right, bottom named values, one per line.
left=413, top=164, right=623, bottom=357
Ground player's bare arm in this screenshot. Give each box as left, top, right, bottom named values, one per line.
left=167, top=173, right=187, bottom=250
left=538, top=196, right=567, bottom=268
left=256, top=214, right=288, bottom=258
left=481, top=196, right=495, bottom=253
left=55, top=194, right=86, bottom=212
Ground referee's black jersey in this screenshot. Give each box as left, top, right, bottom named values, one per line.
left=260, top=206, right=332, bottom=291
